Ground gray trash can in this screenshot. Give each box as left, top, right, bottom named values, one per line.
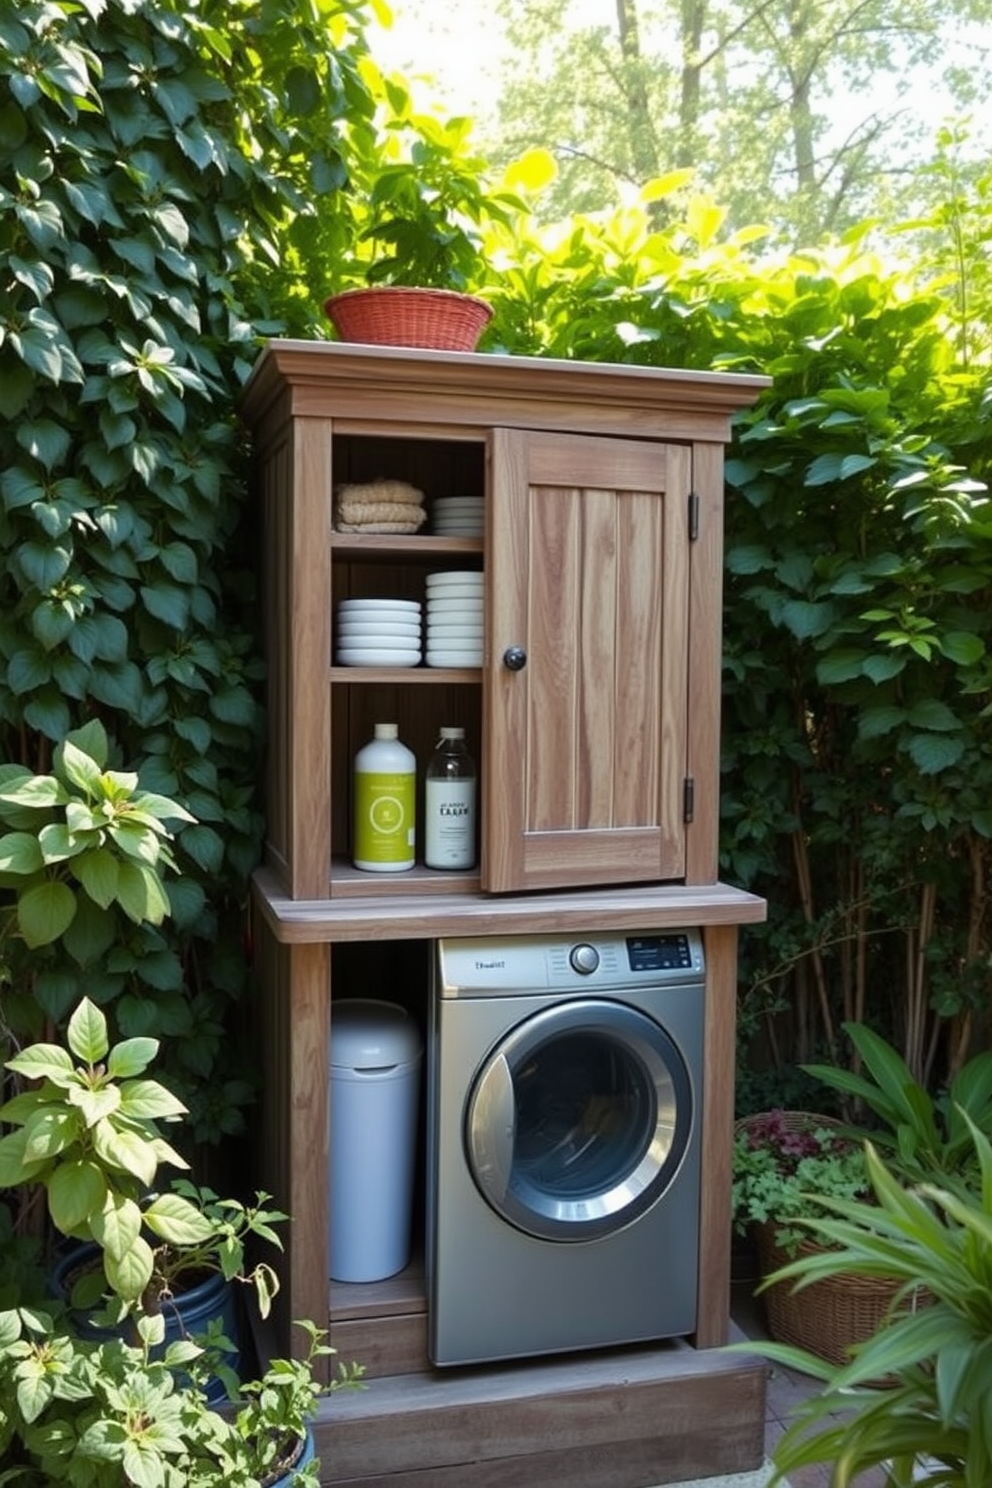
left=329, top=999, right=423, bottom=1283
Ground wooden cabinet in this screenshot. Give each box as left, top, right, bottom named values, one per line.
left=241, top=342, right=768, bottom=902
left=240, top=342, right=770, bottom=1487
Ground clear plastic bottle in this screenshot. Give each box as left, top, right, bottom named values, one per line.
left=352, top=723, right=416, bottom=872
left=424, top=727, right=477, bottom=870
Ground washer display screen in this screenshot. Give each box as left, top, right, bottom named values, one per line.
left=626, top=935, right=694, bottom=972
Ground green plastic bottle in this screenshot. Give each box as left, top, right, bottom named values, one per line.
left=352, top=723, right=416, bottom=872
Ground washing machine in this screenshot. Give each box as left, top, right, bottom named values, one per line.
left=426, top=929, right=705, bottom=1367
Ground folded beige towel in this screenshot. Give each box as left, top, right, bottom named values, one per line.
left=336, top=499, right=428, bottom=529
left=333, top=478, right=427, bottom=533
left=335, top=479, right=424, bottom=508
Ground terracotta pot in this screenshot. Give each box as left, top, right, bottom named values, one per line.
left=323, top=286, right=493, bottom=351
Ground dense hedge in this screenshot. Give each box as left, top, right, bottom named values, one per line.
left=0, top=0, right=378, bottom=1138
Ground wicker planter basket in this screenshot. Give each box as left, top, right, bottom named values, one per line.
left=323, top=287, right=493, bottom=351
left=737, top=1110, right=926, bottom=1370
left=754, top=1221, right=910, bottom=1368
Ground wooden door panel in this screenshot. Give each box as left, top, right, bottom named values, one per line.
left=483, top=430, right=690, bottom=893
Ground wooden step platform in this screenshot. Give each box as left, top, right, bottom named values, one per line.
left=314, top=1338, right=766, bottom=1487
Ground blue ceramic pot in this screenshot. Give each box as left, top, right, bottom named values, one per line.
left=50, top=1243, right=241, bottom=1405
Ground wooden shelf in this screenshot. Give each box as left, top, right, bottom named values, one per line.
left=252, top=864, right=767, bottom=944
left=329, top=859, right=479, bottom=897
left=330, top=666, right=481, bottom=683
left=330, top=534, right=483, bottom=558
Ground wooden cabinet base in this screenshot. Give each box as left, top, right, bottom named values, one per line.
left=314, top=1341, right=767, bottom=1487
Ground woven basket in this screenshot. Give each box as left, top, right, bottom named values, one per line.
left=736, top=1111, right=923, bottom=1369
left=323, top=287, right=493, bottom=351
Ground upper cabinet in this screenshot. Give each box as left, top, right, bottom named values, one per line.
left=239, top=342, right=768, bottom=905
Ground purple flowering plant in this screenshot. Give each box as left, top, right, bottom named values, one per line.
left=732, top=1108, right=870, bottom=1255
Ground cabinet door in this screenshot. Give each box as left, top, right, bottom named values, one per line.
left=483, top=430, right=691, bottom=893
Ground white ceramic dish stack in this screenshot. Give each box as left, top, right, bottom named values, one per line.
left=336, top=597, right=422, bottom=667
left=424, top=572, right=483, bottom=666
left=431, top=495, right=484, bottom=537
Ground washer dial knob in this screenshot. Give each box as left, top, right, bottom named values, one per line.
left=569, top=943, right=600, bottom=975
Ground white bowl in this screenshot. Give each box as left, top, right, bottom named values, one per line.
left=427, top=623, right=484, bottom=638
left=337, top=598, right=421, bottom=614
left=337, top=620, right=421, bottom=638
left=426, top=649, right=483, bottom=667
left=425, top=571, right=483, bottom=587
left=337, top=647, right=422, bottom=667
left=423, top=583, right=484, bottom=600
left=336, top=633, right=421, bottom=649
left=427, top=603, right=484, bottom=619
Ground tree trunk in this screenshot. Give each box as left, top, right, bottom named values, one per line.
left=615, top=0, right=661, bottom=183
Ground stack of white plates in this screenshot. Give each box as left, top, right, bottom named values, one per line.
left=432, top=496, right=484, bottom=537
left=335, top=598, right=422, bottom=667
left=425, top=572, right=483, bottom=667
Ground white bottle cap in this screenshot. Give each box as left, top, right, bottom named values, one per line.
left=439, top=727, right=464, bottom=740
left=374, top=723, right=399, bottom=739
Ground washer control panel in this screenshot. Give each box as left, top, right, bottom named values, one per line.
left=436, top=929, right=704, bottom=996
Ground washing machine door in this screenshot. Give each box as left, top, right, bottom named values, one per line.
left=465, top=998, right=692, bottom=1241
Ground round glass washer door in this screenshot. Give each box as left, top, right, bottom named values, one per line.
left=464, top=998, right=693, bottom=1241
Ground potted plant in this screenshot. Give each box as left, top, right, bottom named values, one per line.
left=737, top=1119, right=992, bottom=1488
left=733, top=1107, right=895, bottom=1364
left=0, top=1302, right=362, bottom=1486
left=0, top=997, right=285, bottom=1401
left=323, top=155, right=495, bottom=350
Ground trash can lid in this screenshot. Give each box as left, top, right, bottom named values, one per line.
left=330, top=998, right=422, bottom=1071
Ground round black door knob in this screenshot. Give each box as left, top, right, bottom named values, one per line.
left=503, top=646, right=527, bottom=671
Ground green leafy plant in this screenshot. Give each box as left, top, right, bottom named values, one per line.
left=733, top=1109, right=870, bottom=1255
left=0, top=998, right=284, bottom=1319
left=0, top=1305, right=362, bottom=1488
left=804, top=1021, right=992, bottom=1192
left=231, top=1318, right=364, bottom=1486
left=740, top=1121, right=992, bottom=1488
left=0, top=720, right=192, bottom=976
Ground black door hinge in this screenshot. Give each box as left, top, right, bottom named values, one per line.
left=688, top=491, right=700, bottom=541
left=683, top=776, right=695, bottom=823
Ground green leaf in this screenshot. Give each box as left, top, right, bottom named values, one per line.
left=143, top=1191, right=216, bottom=1246
left=105, top=1038, right=159, bottom=1080
left=18, top=541, right=73, bottom=589
left=907, top=699, right=960, bottom=732
left=67, top=997, right=109, bottom=1064
left=104, top=1233, right=154, bottom=1301
left=22, top=1108, right=77, bottom=1163
left=74, top=847, right=120, bottom=908
left=118, top=1076, right=186, bottom=1121
left=906, top=732, right=965, bottom=775
left=139, top=582, right=190, bottom=629
left=0, top=830, right=45, bottom=876
left=0, top=1128, right=49, bottom=1185
left=114, top=860, right=171, bottom=925
left=4, top=1042, right=74, bottom=1084
left=18, top=880, right=77, bottom=948
left=91, top=1193, right=143, bottom=1260
left=91, top=1120, right=157, bottom=1187
left=48, top=1159, right=108, bottom=1235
